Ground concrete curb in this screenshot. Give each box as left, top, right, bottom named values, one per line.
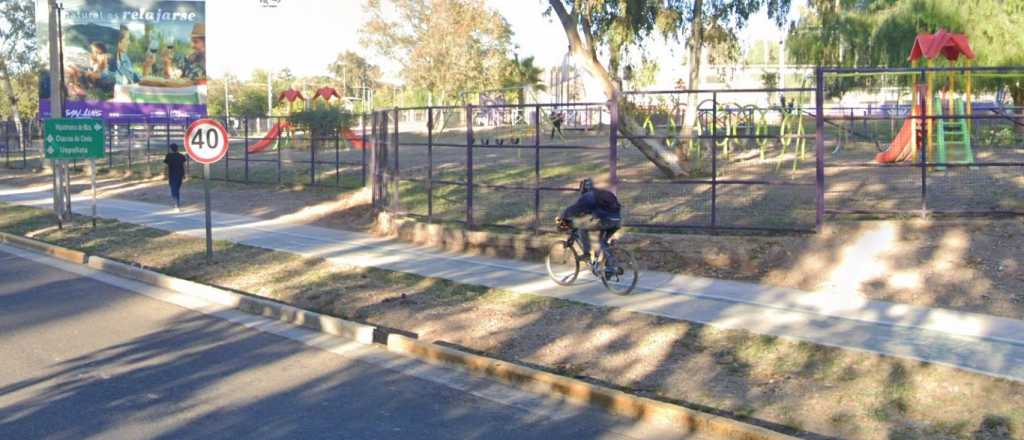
left=385, top=333, right=797, bottom=440
left=86, top=256, right=376, bottom=345
left=1, top=233, right=797, bottom=439
left=0, top=232, right=87, bottom=264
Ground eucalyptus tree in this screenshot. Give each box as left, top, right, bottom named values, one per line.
left=0, top=0, right=38, bottom=155
left=547, top=0, right=790, bottom=177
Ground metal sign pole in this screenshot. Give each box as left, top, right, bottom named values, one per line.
left=203, top=163, right=212, bottom=260
left=53, top=159, right=62, bottom=229
left=91, top=158, right=97, bottom=229
left=65, top=162, right=72, bottom=224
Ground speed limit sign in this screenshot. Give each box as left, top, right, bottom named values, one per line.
left=184, top=118, right=229, bottom=165
left=184, top=118, right=230, bottom=261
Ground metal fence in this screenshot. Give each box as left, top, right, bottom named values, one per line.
left=371, top=66, right=1024, bottom=233
left=7, top=66, right=1022, bottom=232
left=1, top=119, right=39, bottom=169
left=820, top=66, right=1024, bottom=218
left=370, top=86, right=823, bottom=233
left=31, top=115, right=373, bottom=190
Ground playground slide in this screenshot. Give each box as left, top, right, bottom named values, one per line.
left=875, top=103, right=920, bottom=163
left=247, top=122, right=289, bottom=154
left=341, top=127, right=366, bottom=149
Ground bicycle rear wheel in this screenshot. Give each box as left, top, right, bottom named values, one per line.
left=546, top=241, right=581, bottom=286
left=599, top=246, right=639, bottom=295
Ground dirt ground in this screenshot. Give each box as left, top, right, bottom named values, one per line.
left=624, top=217, right=1024, bottom=320
left=2, top=202, right=1023, bottom=440
left=10, top=108, right=1021, bottom=232
left=3, top=167, right=1021, bottom=322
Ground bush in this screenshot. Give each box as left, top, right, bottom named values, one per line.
left=290, top=107, right=352, bottom=147
left=290, top=106, right=352, bottom=135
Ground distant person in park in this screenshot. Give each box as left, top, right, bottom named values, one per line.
left=550, top=109, right=565, bottom=139
left=163, top=143, right=187, bottom=211
left=555, top=178, right=622, bottom=274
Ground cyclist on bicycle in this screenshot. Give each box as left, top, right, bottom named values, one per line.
left=556, top=178, right=621, bottom=271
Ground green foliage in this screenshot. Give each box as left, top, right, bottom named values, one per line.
left=652, top=0, right=790, bottom=60
left=499, top=55, right=546, bottom=105
left=207, top=69, right=324, bottom=117
left=363, top=0, right=513, bottom=105
left=289, top=106, right=351, bottom=135
left=743, top=39, right=781, bottom=65
left=328, top=50, right=381, bottom=96
left=231, top=87, right=271, bottom=118
left=0, top=69, right=37, bottom=120
left=626, top=57, right=659, bottom=90
left=760, top=70, right=779, bottom=101
left=0, top=0, right=38, bottom=74
left=0, top=0, right=39, bottom=122
left=788, top=0, right=1024, bottom=100
left=980, top=127, right=1018, bottom=148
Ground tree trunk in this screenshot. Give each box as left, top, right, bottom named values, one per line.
left=0, top=60, right=27, bottom=162
left=680, top=0, right=705, bottom=162
left=548, top=0, right=687, bottom=178
left=1012, top=84, right=1024, bottom=136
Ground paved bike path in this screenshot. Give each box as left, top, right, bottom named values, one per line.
left=3, top=185, right=1024, bottom=382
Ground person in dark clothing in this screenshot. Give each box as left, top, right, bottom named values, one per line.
left=550, top=109, right=565, bottom=140
left=556, top=178, right=622, bottom=269
left=163, top=143, right=187, bottom=211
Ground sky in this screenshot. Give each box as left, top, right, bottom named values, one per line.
left=206, top=0, right=805, bottom=83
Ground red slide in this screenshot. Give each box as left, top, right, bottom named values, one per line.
left=247, top=122, right=290, bottom=154
left=875, top=103, right=919, bottom=163
left=341, top=127, right=366, bottom=149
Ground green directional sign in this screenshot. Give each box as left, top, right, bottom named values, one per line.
left=44, top=118, right=105, bottom=160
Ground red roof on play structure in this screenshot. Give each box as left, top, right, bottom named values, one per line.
left=908, top=29, right=975, bottom=61
left=312, top=87, right=341, bottom=101
left=277, top=89, right=305, bottom=103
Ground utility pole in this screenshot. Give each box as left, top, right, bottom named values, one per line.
left=224, top=76, right=230, bottom=119
left=778, top=38, right=786, bottom=90
left=47, top=0, right=69, bottom=226
left=267, top=70, right=272, bottom=116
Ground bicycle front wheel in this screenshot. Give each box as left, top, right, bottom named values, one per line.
left=599, top=246, right=639, bottom=295
left=546, top=241, right=581, bottom=286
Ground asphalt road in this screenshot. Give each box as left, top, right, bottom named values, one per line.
left=0, top=246, right=706, bottom=440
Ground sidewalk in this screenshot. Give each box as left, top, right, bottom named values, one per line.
left=3, top=185, right=1024, bottom=382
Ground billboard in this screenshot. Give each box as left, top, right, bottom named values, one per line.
left=37, top=0, right=207, bottom=122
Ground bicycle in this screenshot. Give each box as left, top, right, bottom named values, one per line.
left=545, top=219, right=639, bottom=295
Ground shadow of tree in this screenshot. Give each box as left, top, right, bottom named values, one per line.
left=0, top=270, right=662, bottom=439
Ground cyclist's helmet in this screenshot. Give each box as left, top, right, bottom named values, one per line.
left=578, top=178, right=594, bottom=194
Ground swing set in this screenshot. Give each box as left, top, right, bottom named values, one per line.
left=637, top=91, right=809, bottom=171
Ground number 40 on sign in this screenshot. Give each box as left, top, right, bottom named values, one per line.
left=184, top=118, right=229, bottom=165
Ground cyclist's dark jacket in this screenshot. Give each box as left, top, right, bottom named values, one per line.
left=562, top=189, right=621, bottom=221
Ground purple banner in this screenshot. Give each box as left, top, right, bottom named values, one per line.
left=41, top=99, right=206, bottom=123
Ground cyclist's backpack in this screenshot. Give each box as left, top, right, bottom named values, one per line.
left=593, top=189, right=621, bottom=213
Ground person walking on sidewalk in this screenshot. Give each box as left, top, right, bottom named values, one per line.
left=163, top=143, right=187, bottom=211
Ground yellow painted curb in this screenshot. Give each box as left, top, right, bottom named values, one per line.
left=386, top=333, right=797, bottom=440
left=0, top=232, right=87, bottom=264
left=1, top=231, right=797, bottom=439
